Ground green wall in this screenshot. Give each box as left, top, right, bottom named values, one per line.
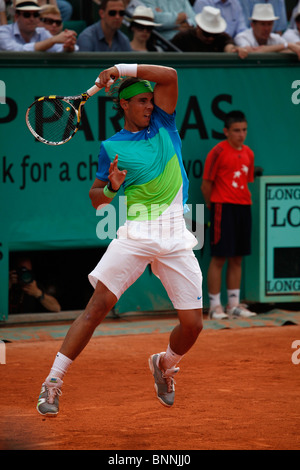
left=1, top=52, right=300, bottom=319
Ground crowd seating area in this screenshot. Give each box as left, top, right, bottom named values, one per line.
left=0, top=0, right=300, bottom=53
left=66, top=0, right=298, bottom=31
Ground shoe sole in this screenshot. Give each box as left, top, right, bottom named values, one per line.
left=36, top=405, right=58, bottom=417
left=148, top=355, right=172, bottom=408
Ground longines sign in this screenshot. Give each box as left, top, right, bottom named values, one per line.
left=265, top=183, right=300, bottom=296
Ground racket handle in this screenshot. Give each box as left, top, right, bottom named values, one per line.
left=86, top=84, right=102, bottom=97
left=87, top=78, right=114, bottom=97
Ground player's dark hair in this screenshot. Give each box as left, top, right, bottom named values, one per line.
left=224, top=110, right=247, bottom=129
left=111, top=77, right=142, bottom=118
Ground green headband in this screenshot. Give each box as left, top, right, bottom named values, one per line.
left=119, top=80, right=153, bottom=100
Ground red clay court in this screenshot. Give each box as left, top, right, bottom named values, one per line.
left=1, top=309, right=300, bottom=450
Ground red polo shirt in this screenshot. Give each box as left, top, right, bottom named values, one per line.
left=203, top=140, right=254, bottom=204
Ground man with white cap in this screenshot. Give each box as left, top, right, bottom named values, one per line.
left=0, top=0, right=77, bottom=51
left=239, top=0, right=287, bottom=34
left=172, top=6, right=248, bottom=58
left=193, top=0, right=247, bottom=39
left=235, top=3, right=300, bottom=58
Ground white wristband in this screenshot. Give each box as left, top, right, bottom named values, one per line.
left=115, top=63, right=138, bottom=78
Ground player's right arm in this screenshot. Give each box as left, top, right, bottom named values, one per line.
left=97, top=64, right=178, bottom=115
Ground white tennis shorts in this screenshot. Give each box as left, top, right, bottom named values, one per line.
left=88, top=235, right=203, bottom=310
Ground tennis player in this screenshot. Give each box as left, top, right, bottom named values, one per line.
left=37, top=63, right=203, bottom=415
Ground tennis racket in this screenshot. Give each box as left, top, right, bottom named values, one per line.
left=25, top=80, right=113, bottom=146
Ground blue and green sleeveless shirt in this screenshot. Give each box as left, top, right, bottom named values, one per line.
left=96, top=105, right=189, bottom=221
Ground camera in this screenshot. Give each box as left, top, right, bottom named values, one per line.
left=16, top=266, right=34, bottom=285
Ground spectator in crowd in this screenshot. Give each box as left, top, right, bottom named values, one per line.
left=129, top=5, right=163, bottom=51
left=283, top=10, right=300, bottom=43
left=142, top=0, right=197, bottom=41
left=9, top=256, right=61, bottom=314
left=234, top=3, right=300, bottom=58
left=39, top=3, right=79, bottom=49
left=0, top=0, right=77, bottom=51
left=39, top=4, right=63, bottom=35
left=289, top=1, right=300, bottom=29
left=172, top=6, right=249, bottom=58
left=193, top=0, right=247, bottom=38
left=122, top=0, right=143, bottom=28
left=124, top=0, right=143, bottom=17
left=201, top=111, right=256, bottom=320
left=239, top=0, right=287, bottom=34
left=77, top=0, right=132, bottom=52
left=38, top=0, right=73, bottom=21
left=12, top=0, right=73, bottom=22
left=0, top=0, right=7, bottom=24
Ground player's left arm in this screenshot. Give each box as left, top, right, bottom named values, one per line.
left=89, top=155, right=127, bottom=208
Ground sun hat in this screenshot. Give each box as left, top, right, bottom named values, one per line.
left=249, top=4, right=279, bottom=21
left=195, top=6, right=227, bottom=34
left=131, top=5, right=162, bottom=27
left=15, top=0, right=41, bottom=11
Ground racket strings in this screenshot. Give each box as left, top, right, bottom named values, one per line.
left=27, top=98, right=79, bottom=144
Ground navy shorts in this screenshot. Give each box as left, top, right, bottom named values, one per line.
left=210, top=203, right=252, bottom=257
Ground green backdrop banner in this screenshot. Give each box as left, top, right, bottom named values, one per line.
left=1, top=53, right=300, bottom=319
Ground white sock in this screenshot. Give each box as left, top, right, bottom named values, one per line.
left=208, top=292, right=221, bottom=309
left=48, top=352, right=73, bottom=380
left=161, top=344, right=183, bottom=370
left=227, top=289, right=240, bottom=308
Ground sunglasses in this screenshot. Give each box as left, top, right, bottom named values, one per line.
left=133, top=23, right=153, bottom=32
left=107, top=10, right=125, bottom=17
left=41, top=17, right=63, bottom=26
left=19, top=11, right=40, bottom=18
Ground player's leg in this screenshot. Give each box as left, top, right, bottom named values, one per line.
left=37, top=238, right=152, bottom=416
left=167, top=308, right=203, bottom=356
left=148, top=248, right=203, bottom=407
left=37, top=281, right=117, bottom=417
left=59, top=280, right=117, bottom=361
left=149, top=308, right=202, bottom=407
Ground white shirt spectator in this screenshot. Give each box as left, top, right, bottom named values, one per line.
left=283, top=28, right=300, bottom=44
left=234, top=27, right=287, bottom=47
